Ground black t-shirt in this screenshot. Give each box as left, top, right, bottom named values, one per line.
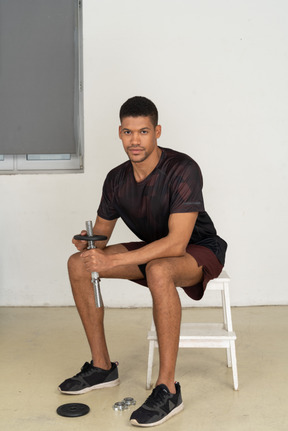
left=97, top=147, right=227, bottom=265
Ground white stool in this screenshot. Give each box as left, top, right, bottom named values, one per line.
left=146, top=271, right=238, bottom=390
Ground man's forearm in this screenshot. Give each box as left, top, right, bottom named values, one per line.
left=110, top=212, right=198, bottom=268
left=111, top=235, right=187, bottom=268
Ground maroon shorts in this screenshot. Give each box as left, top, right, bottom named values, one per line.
left=122, top=241, right=223, bottom=301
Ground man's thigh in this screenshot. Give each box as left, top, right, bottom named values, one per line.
left=146, top=253, right=203, bottom=288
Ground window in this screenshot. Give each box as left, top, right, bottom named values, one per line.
left=0, top=0, right=83, bottom=173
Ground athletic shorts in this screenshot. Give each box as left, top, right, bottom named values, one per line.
left=122, top=241, right=223, bottom=301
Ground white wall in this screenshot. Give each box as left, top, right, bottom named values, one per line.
left=0, top=0, right=287, bottom=307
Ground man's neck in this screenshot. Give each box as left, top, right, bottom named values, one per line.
left=132, top=147, right=162, bottom=183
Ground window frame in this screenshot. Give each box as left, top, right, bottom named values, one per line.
left=0, top=0, right=84, bottom=175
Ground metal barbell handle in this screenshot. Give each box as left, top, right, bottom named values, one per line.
left=74, top=221, right=107, bottom=308
left=85, top=221, right=104, bottom=308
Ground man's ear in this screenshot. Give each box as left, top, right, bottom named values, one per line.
left=155, top=125, right=162, bottom=139
left=118, top=125, right=122, bottom=139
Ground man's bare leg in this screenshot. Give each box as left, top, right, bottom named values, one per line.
left=67, top=244, right=144, bottom=370
left=146, top=254, right=203, bottom=394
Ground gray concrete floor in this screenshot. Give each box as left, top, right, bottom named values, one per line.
left=0, top=306, right=287, bottom=430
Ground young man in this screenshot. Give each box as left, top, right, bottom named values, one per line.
left=58, top=96, right=227, bottom=427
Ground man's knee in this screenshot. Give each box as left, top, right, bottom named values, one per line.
left=68, top=251, right=79, bottom=268
left=67, top=252, right=86, bottom=279
left=146, top=259, right=175, bottom=290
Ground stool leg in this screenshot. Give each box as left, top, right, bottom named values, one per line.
left=223, top=282, right=233, bottom=332
left=230, top=340, right=239, bottom=390
left=146, top=340, right=155, bottom=390
left=226, top=346, right=232, bottom=367
left=221, top=289, right=228, bottom=330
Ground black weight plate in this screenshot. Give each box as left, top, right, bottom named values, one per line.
left=74, top=234, right=107, bottom=242
left=57, top=403, right=90, bottom=417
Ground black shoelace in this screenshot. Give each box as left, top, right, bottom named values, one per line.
left=74, top=361, right=93, bottom=377
left=144, top=386, right=170, bottom=408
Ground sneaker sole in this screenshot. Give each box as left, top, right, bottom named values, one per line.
left=130, top=402, right=184, bottom=427
left=58, top=378, right=120, bottom=395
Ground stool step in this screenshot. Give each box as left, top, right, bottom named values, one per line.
left=148, top=323, right=236, bottom=348
left=148, top=323, right=236, bottom=339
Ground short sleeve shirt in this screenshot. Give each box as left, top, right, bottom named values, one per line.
left=97, top=147, right=227, bottom=265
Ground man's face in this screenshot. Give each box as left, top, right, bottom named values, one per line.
left=119, top=116, right=161, bottom=164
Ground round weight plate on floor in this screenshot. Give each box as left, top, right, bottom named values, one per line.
left=113, top=401, right=127, bottom=411
left=123, top=397, right=136, bottom=406
left=57, top=403, right=90, bottom=417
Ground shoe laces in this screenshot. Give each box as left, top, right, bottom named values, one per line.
left=74, top=361, right=93, bottom=377
left=144, top=385, right=170, bottom=408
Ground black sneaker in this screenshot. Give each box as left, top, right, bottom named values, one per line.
left=130, top=382, right=183, bottom=427
left=58, top=361, right=119, bottom=394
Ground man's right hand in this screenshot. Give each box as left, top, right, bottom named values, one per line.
left=72, top=230, right=88, bottom=251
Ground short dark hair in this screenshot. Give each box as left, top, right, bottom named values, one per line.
left=119, top=96, right=158, bottom=127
